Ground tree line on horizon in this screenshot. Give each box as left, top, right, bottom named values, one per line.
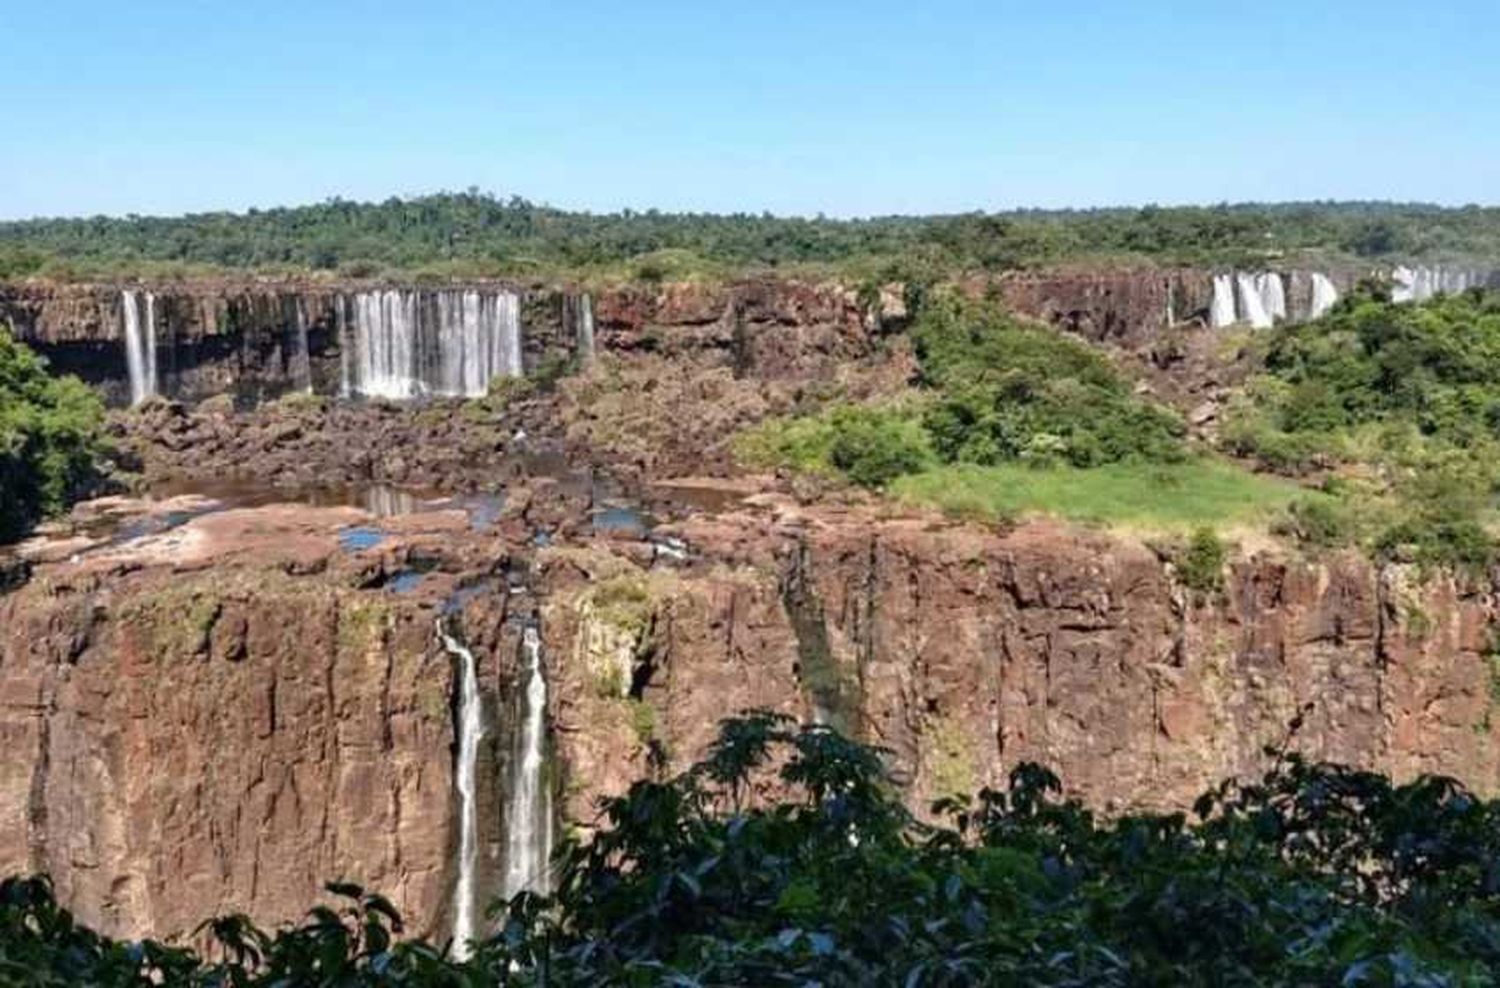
left=2, top=192, right=1498, bottom=283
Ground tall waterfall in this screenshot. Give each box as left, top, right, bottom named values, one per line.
left=575, top=293, right=595, bottom=363
left=1255, top=272, right=1287, bottom=323
left=120, top=290, right=158, bottom=405
left=1309, top=273, right=1340, bottom=319
left=348, top=290, right=522, bottom=399
left=1209, top=275, right=1237, bottom=328
left=437, top=619, right=485, bottom=960
left=291, top=298, right=313, bottom=393
left=1234, top=273, right=1274, bottom=329
left=504, top=626, right=553, bottom=899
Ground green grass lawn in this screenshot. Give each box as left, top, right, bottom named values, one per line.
left=889, top=458, right=1311, bottom=533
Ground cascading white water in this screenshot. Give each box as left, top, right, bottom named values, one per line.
left=336, top=299, right=353, bottom=399
left=576, top=294, right=595, bottom=363
left=1309, top=273, right=1340, bottom=319
left=1209, top=275, right=1237, bottom=328
left=437, top=619, right=485, bottom=961
left=291, top=298, right=313, bottom=393
left=1254, top=272, right=1287, bottom=323
left=504, top=626, right=553, bottom=899
left=1234, top=273, right=1273, bottom=329
left=1391, top=265, right=1487, bottom=303
left=348, top=289, right=521, bottom=399
left=120, top=290, right=158, bottom=405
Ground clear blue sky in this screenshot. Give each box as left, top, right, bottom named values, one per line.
left=4, top=1, right=1496, bottom=220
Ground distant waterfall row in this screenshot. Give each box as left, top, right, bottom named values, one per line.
left=1390, top=265, right=1494, bottom=303
left=1206, top=265, right=1496, bottom=330
left=1207, top=272, right=1339, bottom=329
left=115, top=288, right=607, bottom=406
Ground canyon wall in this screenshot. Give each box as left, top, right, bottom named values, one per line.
left=546, top=506, right=1500, bottom=823
left=0, top=266, right=1395, bottom=408
left=9, top=264, right=1488, bottom=408
left=2, top=493, right=1497, bottom=941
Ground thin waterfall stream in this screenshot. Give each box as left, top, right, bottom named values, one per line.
left=504, top=626, right=553, bottom=899
left=437, top=618, right=485, bottom=960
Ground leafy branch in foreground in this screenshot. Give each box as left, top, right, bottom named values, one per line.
left=4, top=713, right=1500, bottom=984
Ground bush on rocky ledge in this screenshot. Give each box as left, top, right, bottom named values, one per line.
left=0, top=329, right=108, bottom=542
left=6, top=713, right=1500, bottom=985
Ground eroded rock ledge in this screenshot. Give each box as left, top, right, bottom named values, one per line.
left=3, top=487, right=1495, bottom=941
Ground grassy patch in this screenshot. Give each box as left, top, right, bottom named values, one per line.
left=890, top=459, right=1307, bottom=533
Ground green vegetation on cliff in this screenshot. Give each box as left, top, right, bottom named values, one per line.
left=6, top=714, right=1500, bottom=984
left=0, top=330, right=108, bottom=541
left=745, top=288, right=1500, bottom=566
left=1226, top=287, right=1500, bottom=568
left=889, top=461, right=1301, bottom=532
left=739, top=294, right=1289, bottom=533
left=2, top=192, right=1498, bottom=282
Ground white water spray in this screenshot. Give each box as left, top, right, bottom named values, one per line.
left=1235, top=273, right=1273, bottom=329
left=1309, top=273, right=1340, bottom=319
left=1209, top=275, right=1236, bottom=328
left=121, top=290, right=158, bottom=405
left=504, top=626, right=552, bottom=899
left=291, top=298, right=313, bottom=392
left=437, top=619, right=485, bottom=960
left=1391, top=265, right=1488, bottom=304
left=348, top=289, right=522, bottom=399
left=575, top=294, right=596, bottom=363
left=1254, top=272, right=1287, bottom=323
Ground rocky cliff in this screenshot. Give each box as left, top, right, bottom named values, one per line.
left=0, top=269, right=1272, bottom=408
left=6, top=485, right=1495, bottom=941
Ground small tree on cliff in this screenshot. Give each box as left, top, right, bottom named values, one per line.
left=0, top=328, right=109, bottom=541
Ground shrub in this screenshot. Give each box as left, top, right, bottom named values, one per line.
left=737, top=403, right=934, bottom=489
left=0, top=330, right=109, bottom=541
left=1177, top=527, right=1227, bottom=593
left=913, top=296, right=1185, bottom=468
left=824, top=406, right=934, bottom=488
left=1276, top=496, right=1355, bottom=549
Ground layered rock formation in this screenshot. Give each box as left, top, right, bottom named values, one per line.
left=4, top=265, right=1500, bottom=946
left=2, top=480, right=1498, bottom=941
left=546, top=503, right=1500, bottom=822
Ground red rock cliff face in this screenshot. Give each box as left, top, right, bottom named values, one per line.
left=3, top=498, right=1497, bottom=941
left=0, top=271, right=1226, bottom=406
left=540, top=506, right=1500, bottom=823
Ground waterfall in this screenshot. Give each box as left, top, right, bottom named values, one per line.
left=337, top=299, right=352, bottom=399
left=1209, top=275, right=1236, bottom=328
left=504, top=626, right=553, bottom=899
left=291, top=298, right=313, bottom=392
left=120, top=290, right=158, bottom=405
left=1234, top=273, right=1273, bottom=329
left=348, top=289, right=521, bottom=399
left=1254, top=272, right=1287, bottom=323
left=575, top=293, right=595, bottom=363
left=437, top=619, right=485, bottom=961
left=1309, top=273, right=1340, bottom=319
left=1392, top=265, right=1487, bottom=303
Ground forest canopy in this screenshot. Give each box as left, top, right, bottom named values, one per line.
left=2, top=192, right=1498, bottom=283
